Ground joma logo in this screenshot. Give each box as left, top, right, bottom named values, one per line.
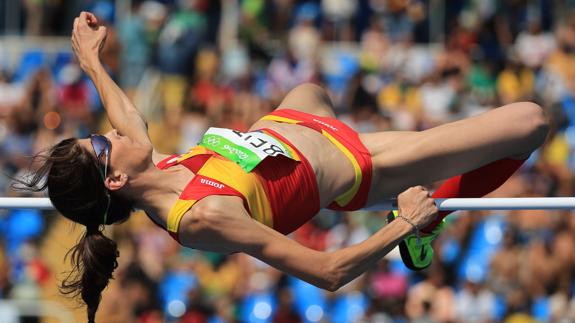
left=312, top=118, right=338, bottom=131
left=200, top=178, right=224, bottom=189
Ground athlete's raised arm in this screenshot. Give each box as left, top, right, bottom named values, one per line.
left=71, top=12, right=159, bottom=154
left=178, top=187, right=438, bottom=291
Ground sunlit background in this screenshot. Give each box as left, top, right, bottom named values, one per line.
left=2, top=0, right=575, bottom=322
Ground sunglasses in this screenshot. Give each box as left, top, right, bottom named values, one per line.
left=90, top=134, right=111, bottom=180
left=89, top=134, right=111, bottom=224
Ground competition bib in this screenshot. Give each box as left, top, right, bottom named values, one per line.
left=199, top=127, right=297, bottom=172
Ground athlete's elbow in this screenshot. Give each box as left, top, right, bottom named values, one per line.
left=315, top=274, right=341, bottom=292
left=323, top=274, right=349, bottom=292
left=321, top=256, right=347, bottom=292
left=323, top=279, right=342, bottom=292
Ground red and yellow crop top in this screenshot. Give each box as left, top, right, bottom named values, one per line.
left=156, top=128, right=321, bottom=243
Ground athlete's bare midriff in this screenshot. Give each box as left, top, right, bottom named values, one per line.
left=250, top=119, right=356, bottom=207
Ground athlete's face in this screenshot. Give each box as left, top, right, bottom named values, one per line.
left=78, top=129, right=149, bottom=189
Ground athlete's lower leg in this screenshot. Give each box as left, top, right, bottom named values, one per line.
left=421, top=157, right=527, bottom=234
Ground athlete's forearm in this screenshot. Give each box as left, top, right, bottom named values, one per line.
left=85, top=61, right=150, bottom=142
left=328, top=218, right=413, bottom=288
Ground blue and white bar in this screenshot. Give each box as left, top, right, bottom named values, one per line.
left=2, top=197, right=575, bottom=211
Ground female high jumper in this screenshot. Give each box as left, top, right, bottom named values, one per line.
left=20, top=12, right=548, bottom=322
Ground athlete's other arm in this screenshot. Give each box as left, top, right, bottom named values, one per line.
left=179, top=186, right=437, bottom=291
left=71, top=12, right=168, bottom=163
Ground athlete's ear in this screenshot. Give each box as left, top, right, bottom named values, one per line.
left=105, top=172, right=128, bottom=191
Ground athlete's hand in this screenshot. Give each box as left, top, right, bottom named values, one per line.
left=71, top=11, right=107, bottom=72
left=397, top=186, right=438, bottom=230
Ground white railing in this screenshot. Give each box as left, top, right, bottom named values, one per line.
left=0, top=300, right=75, bottom=323
left=3, top=197, right=575, bottom=211
left=0, top=198, right=54, bottom=210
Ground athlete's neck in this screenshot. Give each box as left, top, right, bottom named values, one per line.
left=123, top=163, right=195, bottom=219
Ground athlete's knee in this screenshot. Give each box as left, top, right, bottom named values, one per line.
left=513, top=101, right=549, bottom=149
left=291, top=83, right=331, bottom=102
left=525, top=102, right=549, bottom=146
left=292, top=82, right=324, bottom=94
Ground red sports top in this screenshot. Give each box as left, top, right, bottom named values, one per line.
left=157, top=128, right=320, bottom=243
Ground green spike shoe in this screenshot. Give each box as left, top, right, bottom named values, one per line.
left=387, top=210, right=446, bottom=271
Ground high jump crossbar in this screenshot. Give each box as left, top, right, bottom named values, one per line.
left=2, top=197, right=575, bottom=211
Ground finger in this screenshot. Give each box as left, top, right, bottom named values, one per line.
left=71, top=40, right=79, bottom=54
left=407, top=186, right=421, bottom=193
left=79, top=11, right=90, bottom=27
left=86, top=12, right=98, bottom=26
left=73, top=17, right=79, bottom=31
left=71, top=34, right=80, bottom=49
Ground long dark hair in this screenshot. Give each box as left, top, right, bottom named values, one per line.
left=13, top=138, right=134, bottom=322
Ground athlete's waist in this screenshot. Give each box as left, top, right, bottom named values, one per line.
left=251, top=127, right=321, bottom=234
left=256, top=123, right=356, bottom=206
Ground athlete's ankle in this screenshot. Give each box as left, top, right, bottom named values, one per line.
left=420, top=228, right=434, bottom=235
left=420, top=218, right=443, bottom=234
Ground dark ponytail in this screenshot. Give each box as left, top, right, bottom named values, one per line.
left=61, top=225, right=119, bottom=323
left=11, top=138, right=134, bottom=321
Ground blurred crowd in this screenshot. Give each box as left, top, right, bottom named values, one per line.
left=4, top=0, right=575, bottom=322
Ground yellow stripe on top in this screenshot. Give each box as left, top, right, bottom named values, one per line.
left=167, top=199, right=197, bottom=234
left=197, top=156, right=274, bottom=227
left=165, top=145, right=274, bottom=239
left=166, top=146, right=211, bottom=238
left=176, top=146, right=213, bottom=164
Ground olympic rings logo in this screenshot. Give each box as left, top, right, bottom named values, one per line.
left=206, top=136, right=221, bottom=146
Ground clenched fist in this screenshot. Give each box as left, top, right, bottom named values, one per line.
left=397, top=186, right=438, bottom=229
left=71, top=11, right=107, bottom=72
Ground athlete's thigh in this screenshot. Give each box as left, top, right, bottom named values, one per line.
left=362, top=128, right=508, bottom=204
left=361, top=102, right=547, bottom=202
left=360, top=130, right=426, bottom=201
left=276, top=83, right=336, bottom=118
